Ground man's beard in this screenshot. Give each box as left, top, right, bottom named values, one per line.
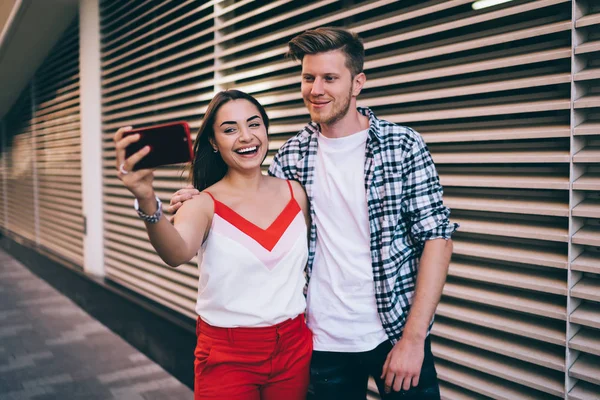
left=306, top=88, right=353, bottom=126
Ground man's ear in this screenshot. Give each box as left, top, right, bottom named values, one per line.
left=352, top=72, right=366, bottom=97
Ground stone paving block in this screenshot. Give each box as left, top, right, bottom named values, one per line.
left=21, top=373, right=73, bottom=389
left=128, top=353, right=149, bottom=363
left=0, top=351, right=54, bottom=372
left=40, top=304, right=86, bottom=318
left=98, top=364, right=164, bottom=384
left=0, top=309, right=21, bottom=320
left=0, top=323, right=33, bottom=338
left=0, top=249, right=193, bottom=399
left=18, top=295, right=67, bottom=306
left=45, top=321, right=111, bottom=345
left=108, top=376, right=183, bottom=399
left=1, top=386, right=55, bottom=400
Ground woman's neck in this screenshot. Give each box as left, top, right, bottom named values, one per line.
left=220, top=168, right=265, bottom=193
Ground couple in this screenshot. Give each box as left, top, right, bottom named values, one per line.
left=115, top=27, right=457, bottom=400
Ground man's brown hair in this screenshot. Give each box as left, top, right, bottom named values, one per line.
left=287, top=27, right=364, bottom=77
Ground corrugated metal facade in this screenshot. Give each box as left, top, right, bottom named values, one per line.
left=1, top=1, right=598, bottom=398
left=0, top=21, right=84, bottom=267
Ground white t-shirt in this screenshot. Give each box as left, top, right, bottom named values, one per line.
left=307, top=129, right=388, bottom=352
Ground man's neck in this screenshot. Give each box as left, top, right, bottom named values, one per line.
left=320, top=108, right=369, bottom=139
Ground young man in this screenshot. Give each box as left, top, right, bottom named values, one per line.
left=170, top=27, right=457, bottom=400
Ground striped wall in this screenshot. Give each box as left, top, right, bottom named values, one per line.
left=1, top=1, right=598, bottom=398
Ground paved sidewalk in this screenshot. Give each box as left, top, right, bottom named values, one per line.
left=0, top=249, right=193, bottom=400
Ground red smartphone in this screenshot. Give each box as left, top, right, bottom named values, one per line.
left=124, top=121, right=194, bottom=171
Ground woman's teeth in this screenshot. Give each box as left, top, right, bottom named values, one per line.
left=236, top=146, right=258, bottom=154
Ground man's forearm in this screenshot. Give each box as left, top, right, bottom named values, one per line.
left=402, top=238, right=453, bottom=341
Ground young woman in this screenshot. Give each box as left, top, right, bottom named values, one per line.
left=114, top=90, right=312, bottom=400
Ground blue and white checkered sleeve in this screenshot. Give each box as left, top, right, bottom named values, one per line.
left=402, top=132, right=458, bottom=246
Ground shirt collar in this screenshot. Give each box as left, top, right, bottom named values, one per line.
left=300, top=107, right=383, bottom=144
left=358, top=107, right=383, bottom=143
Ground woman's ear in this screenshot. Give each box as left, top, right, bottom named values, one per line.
left=209, top=138, right=218, bottom=153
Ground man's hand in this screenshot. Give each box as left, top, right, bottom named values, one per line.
left=167, top=185, right=201, bottom=214
left=381, top=336, right=425, bottom=393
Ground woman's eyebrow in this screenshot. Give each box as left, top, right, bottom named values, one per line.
left=219, top=115, right=260, bottom=127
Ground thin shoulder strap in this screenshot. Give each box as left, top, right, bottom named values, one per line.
left=204, top=191, right=216, bottom=202
left=286, top=180, right=295, bottom=200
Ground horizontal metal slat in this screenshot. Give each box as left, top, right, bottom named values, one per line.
left=575, top=39, right=600, bottom=55
left=439, top=381, right=489, bottom=400
left=105, top=268, right=196, bottom=321
left=105, top=260, right=196, bottom=313
left=216, top=0, right=367, bottom=60
left=574, top=122, right=600, bottom=136
left=568, top=381, right=600, bottom=400
left=432, top=318, right=565, bottom=371
left=34, top=90, right=79, bottom=115
left=571, top=303, right=600, bottom=330
left=449, top=260, right=566, bottom=295
left=443, top=280, right=566, bottom=320
left=433, top=338, right=565, bottom=397
left=572, top=226, right=600, bottom=247
left=572, top=252, right=600, bottom=274
left=103, top=90, right=214, bottom=122
left=367, top=20, right=571, bottom=71
left=101, top=69, right=214, bottom=112
left=106, top=239, right=197, bottom=276
left=453, top=237, right=568, bottom=269
left=104, top=230, right=165, bottom=257
left=573, top=200, right=600, bottom=218
left=575, top=67, right=600, bottom=82
left=104, top=218, right=150, bottom=243
left=573, top=147, right=600, bottom=163
left=576, top=13, right=600, bottom=29
left=571, top=278, right=600, bottom=302
left=570, top=329, right=600, bottom=357
left=437, top=299, right=565, bottom=346
left=102, top=0, right=200, bottom=53
left=102, top=0, right=158, bottom=36
left=370, top=0, right=569, bottom=52
left=37, top=241, right=83, bottom=266
left=38, top=235, right=83, bottom=259
left=444, top=194, right=568, bottom=217
left=105, top=256, right=196, bottom=298
left=573, top=173, right=600, bottom=191
left=105, top=248, right=196, bottom=288
left=102, top=10, right=215, bottom=71
left=217, top=0, right=340, bottom=50
left=397, top=96, right=569, bottom=119
left=452, top=215, right=568, bottom=243
left=433, top=150, right=570, bottom=165
left=101, top=51, right=214, bottom=95
left=569, top=354, right=600, bottom=386
left=436, top=358, right=553, bottom=400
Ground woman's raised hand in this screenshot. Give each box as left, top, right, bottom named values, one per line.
left=114, top=126, right=155, bottom=201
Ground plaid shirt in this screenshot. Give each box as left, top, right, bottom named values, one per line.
left=268, top=107, right=458, bottom=343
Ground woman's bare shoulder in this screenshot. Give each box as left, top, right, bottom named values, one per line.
left=287, top=179, right=306, bottom=201
left=178, top=191, right=214, bottom=217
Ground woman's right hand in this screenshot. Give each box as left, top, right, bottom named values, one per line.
left=114, top=126, right=154, bottom=201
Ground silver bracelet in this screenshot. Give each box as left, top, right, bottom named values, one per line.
left=134, top=196, right=162, bottom=224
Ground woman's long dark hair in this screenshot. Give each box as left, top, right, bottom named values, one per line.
left=189, top=90, right=270, bottom=191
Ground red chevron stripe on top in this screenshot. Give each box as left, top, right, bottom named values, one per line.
left=205, top=181, right=301, bottom=252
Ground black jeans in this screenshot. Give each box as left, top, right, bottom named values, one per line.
left=309, top=336, right=439, bottom=400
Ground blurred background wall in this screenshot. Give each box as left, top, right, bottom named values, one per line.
left=0, top=1, right=599, bottom=399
